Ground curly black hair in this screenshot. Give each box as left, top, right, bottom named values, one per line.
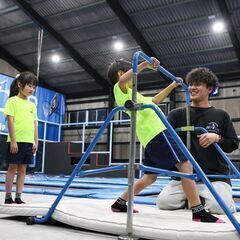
left=185, top=67, right=218, bottom=89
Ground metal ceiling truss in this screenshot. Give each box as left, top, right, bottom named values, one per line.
left=12, top=0, right=112, bottom=92
left=106, top=0, right=170, bottom=84
left=216, top=0, right=240, bottom=60
left=0, top=45, right=57, bottom=91
left=65, top=89, right=108, bottom=99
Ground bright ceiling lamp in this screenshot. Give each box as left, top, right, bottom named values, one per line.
left=51, top=54, right=60, bottom=63
left=212, top=20, right=225, bottom=33
left=113, top=41, right=124, bottom=51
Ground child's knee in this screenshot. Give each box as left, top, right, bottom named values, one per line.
left=146, top=174, right=157, bottom=184
left=8, top=165, right=17, bottom=173
left=176, top=161, right=193, bottom=173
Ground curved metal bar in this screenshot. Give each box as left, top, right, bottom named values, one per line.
left=133, top=51, right=190, bottom=105
left=78, top=165, right=126, bottom=177
left=33, top=106, right=124, bottom=224
left=140, top=165, right=196, bottom=180
left=195, top=127, right=240, bottom=179
left=175, top=126, right=240, bottom=179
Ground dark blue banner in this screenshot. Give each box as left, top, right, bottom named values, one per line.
left=0, top=73, right=65, bottom=141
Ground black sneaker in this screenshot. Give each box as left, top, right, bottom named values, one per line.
left=15, top=198, right=26, bottom=204
left=111, top=202, right=139, bottom=213
left=4, top=198, right=15, bottom=204
left=111, top=202, right=127, bottom=212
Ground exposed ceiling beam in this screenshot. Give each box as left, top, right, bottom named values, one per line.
left=216, top=0, right=240, bottom=60
left=160, top=45, right=233, bottom=59
left=3, top=18, right=123, bottom=48
left=0, top=46, right=27, bottom=72
left=106, top=0, right=171, bottom=84
left=12, top=0, right=112, bottom=90
left=150, top=31, right=229, bottom=46
left=217, top=70, right=240, bottom=81
left=0, top=0, right=108, bottom=33
left=168, top=58, right=239, bottom=71
left=65, top=89, right=108, bottom=99
left=106, top=0, right=155, bottom=57
left=45, top=69, right=85, bottom=79
left=0, top=5, right=18, bottom=16
left=0, top=45, right=56, bottom=91
left=131, top=0, right=195, bottom=16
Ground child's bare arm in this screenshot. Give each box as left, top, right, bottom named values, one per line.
left=7, top=115, right=18, bottom=154
left=118, top=57, right=160, bottom=93
left=152, top=78, right=183, bottom=104
left=33, top=120, right=38, bottom=154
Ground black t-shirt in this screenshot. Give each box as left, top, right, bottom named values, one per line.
left=168, top=106, right=239, bottom=185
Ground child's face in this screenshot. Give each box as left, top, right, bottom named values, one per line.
left=20, top=83, right=36, bottom=97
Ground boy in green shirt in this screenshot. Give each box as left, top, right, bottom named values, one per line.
left=107, top=58, right=224, bottom=223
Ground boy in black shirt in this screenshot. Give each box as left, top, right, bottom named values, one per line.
left=157, top=67, right=239, bottom=214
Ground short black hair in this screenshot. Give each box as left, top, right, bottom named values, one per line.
left=186, top=67, right=218, bottom=89
left=107, top=59, right=132, bottom=84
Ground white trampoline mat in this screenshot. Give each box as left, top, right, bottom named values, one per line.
left=0, top=198, right=240, bottom=240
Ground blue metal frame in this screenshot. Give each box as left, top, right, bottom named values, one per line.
left=175, top=126, right=240, bottom=179
left=132, top=51, right=240, bottom=235
left=142, top=103, right=240, bottom=233
left=31, top=50, right=240, bottom=236
left=132, top=51, right=190, bottom=105
left=32, top=106, right=124, bottom=223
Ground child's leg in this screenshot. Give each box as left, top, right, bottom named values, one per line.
left=121, top=174, right=157, bottom=201
left=176, top=161, right=224, bottom=223
left=5, top=164, right=17, bottom=203
left=176, top=161, right=200, bottom=207
left=112, top=174, right=157, bottom=212
left=15, top=164, right=27, bottom=204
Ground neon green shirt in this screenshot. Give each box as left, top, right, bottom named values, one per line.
left=114, top=83, right=166, bottom=148
left=4, top=96, right=38, bottom=143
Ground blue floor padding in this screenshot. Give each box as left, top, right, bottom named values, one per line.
left=0, top=174, right=171, bottom=185
left=235, top=202, right=240, bottom=211
left=0, top=186, right=120, bottom=198
left=0, top=184, right=161, bottom=197
left=0, top=185, right=158, bottom=205
left=0, top=179, right=127, bottom=189
left=1, top=174, right=240, bottom=211
left=0, top=176, right=168, bottom=191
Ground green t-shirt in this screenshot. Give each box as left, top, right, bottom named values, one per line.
left=114, top=83, right=166, bottom=148
left=4, top=96, right=38, bottom=143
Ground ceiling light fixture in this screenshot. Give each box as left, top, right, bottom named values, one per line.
left=212, top=20, right=225, bottom=33
left=51, top=54, right=60, bottom=63
left=113, top=41, right=124, bottom=51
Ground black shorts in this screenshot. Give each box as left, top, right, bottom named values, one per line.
left=143, top=130, right=186, bottom=174
left=7, top=143, right=33, bottom=165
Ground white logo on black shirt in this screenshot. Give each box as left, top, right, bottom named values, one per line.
left=206, top=122, right=219, bottom=133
